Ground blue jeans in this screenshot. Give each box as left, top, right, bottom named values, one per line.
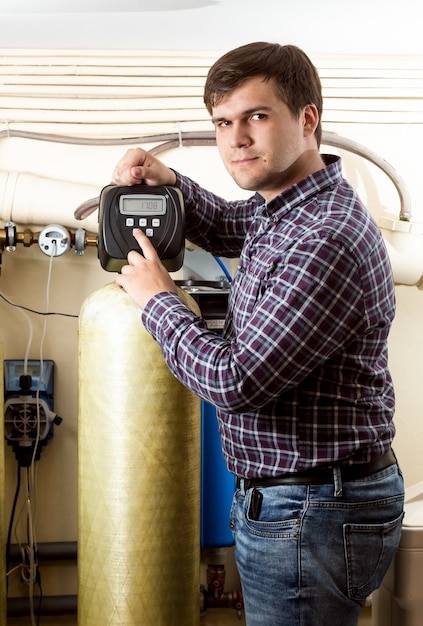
left=230, top=462, right=404, bottom=626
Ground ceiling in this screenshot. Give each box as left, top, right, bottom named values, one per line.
left=1, top=0, right=218, bottom=11
left=1, top=0, right=422, bottom=55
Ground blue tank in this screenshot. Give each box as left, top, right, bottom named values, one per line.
left=201, top=399, right=235, bottom=548
left=174, top=280, right=235, bottom=549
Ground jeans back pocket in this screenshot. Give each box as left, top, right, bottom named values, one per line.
left=344, top=511, right=404, bottom=601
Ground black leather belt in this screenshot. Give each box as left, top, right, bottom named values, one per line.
left=235, top=449, right=396, bottom=490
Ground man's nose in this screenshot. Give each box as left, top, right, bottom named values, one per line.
left=230, top=121, right=251, bottom=148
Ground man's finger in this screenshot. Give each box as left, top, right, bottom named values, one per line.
left=131, top=228, right=159, bottom=261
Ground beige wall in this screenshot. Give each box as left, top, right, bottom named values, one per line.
left=1, top=83, right=423, bottom=600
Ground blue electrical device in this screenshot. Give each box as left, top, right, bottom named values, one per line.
left=4, top=360, right=54, bottom=403
left=3, top=359, right=57, bottom=465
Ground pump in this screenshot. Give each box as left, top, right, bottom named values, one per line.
left=4, top=360, right=62, bottom=466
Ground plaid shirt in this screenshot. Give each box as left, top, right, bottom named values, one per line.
left=142, top=155, right=396, bottom=479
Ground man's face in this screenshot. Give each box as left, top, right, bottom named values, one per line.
left=211, top=76, right=317, bottom=201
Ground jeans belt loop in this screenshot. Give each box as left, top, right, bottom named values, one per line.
left=333, top=466, right=343, bottom=497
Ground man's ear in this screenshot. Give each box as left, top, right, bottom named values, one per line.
left=303, top=104, right=320, bottom=138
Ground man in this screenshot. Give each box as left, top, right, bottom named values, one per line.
left=113, top=42, right=404, bottom=626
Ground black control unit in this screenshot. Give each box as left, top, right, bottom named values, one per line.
left=97, top=183, right=185, bottom=272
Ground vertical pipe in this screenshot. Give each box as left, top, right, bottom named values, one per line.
left=78, top=282, right=201, bottom=626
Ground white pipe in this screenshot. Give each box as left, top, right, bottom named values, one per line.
left=1, top=131, right=419, bottom=286
left=383, top=240, right=423, bottom=286
left=0, top=128, right=412, bottom=226
left=379, top=222, right=423, bottom=286
left=0, top=170, right=99, bottom=232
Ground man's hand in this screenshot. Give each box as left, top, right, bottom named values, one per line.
left=115, top=229, right=178, bottom=310
left=112, top=147, right=177, bottom=187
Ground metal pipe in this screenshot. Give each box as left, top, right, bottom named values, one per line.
left=8, top=541, right=77, bottom=563
left=8, top=542, right=245, bottom=619
left=72, top=129, right=412, bottom=224
left=203, top=589, right=244, bottom=619
left=321, top=131, right=412, bottom=221
left=7, top=595, right=77, bottom=617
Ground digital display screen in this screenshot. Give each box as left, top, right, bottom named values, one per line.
left=120, top=194, right=166, bottom=215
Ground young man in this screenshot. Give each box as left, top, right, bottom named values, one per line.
left=113, top=42, right=404, bottom=626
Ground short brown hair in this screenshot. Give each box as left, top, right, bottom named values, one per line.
left=204, top=42, right=323, bottom=146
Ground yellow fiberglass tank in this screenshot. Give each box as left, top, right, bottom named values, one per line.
left=78, top=282, right=201, bottom=626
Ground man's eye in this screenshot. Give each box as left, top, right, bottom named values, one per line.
left=252, top=113, right=266, bottom=120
